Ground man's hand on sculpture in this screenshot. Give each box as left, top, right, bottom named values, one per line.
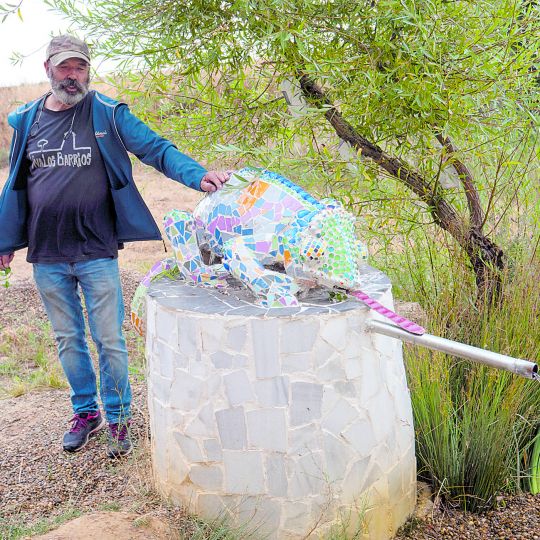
left=200, top=171, right=232, bottom=192
left=0, top=253, right=14, bottom=270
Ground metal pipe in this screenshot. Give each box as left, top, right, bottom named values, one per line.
left=366, top=319, right=539, bottom=380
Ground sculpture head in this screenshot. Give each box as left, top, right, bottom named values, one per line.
left=293, top=204, right=368, bottom=290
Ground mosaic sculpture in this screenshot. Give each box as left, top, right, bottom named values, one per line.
left=131, top=166, right=424, bottom=336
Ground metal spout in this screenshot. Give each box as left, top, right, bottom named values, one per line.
left=367, top=319, right=539, bottom=380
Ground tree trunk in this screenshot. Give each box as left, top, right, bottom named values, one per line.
left=299, top=75, right=505, bottom=304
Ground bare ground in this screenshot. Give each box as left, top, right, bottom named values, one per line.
left=1, top=277, right=539, bottom=540
left=32, top=512, right=174, bottom=539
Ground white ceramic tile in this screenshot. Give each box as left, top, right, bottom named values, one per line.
left=247, top=409, right=287, bottom=452
left=223, top=451, right=265, bottom=494
left=215, top=406, right=247, bottom=450
left=189, top=464, right=223, bottom=490
left=224, top=370, right=255, bottom=407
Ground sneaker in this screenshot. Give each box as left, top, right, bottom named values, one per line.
left=63, top=411, right=105, bottom=453
left=107, top=422, right=133, bottom=458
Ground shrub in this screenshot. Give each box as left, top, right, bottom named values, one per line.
left=405, top=259, right=540, bottom=511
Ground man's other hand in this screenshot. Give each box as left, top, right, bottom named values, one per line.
left=200, top=171, right=232, bottom=192
left=0, top=253, right=14, bottom=271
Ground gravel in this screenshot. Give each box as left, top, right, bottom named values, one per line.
left=0, top=271, right=161, bottom=528
left=396, top=492, right=540, bottom=539
left=0, top=385, right=152, bottom=524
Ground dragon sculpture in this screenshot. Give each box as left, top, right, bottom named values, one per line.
left=131, top=166, right=423, bottom=336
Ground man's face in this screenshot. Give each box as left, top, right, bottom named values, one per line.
left=46, top=58, right=90, bottom=106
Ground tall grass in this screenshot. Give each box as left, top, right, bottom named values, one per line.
left=402, top=254, right=540, bottom=511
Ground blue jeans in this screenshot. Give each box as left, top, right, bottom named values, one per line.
left=33, top=258, right=131, bottom=424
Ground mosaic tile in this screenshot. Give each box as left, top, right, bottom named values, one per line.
left=131, top=166, right=371, bottom=333
left=146, top=286, right=417, bottom=539
left=142, top=164, right=416, bottom=536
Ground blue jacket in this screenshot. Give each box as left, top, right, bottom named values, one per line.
left=0, top=90, right=207, bottom=254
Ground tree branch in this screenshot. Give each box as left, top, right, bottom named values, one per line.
left=435, top=132, right=484, bottom=229
left=298, top=74, right=505, bottom=303
left=298, top=74, right=467, bottom=244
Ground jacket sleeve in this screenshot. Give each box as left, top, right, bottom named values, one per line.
left=113, top=104, right=207, bottom=192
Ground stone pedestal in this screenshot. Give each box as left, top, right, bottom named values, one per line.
left=145, top=267, right=416, bottom=539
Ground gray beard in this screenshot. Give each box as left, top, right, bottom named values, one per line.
left=49, top=76, right=89, bottom=106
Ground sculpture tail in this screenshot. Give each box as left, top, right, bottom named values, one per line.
left=130, top=257, right=177, bottom=336
left=349, top=289, right=426, bottom=335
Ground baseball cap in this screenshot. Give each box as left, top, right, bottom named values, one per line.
left=46, top=35, right=91, bottom=66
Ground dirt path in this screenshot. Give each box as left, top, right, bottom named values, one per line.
left=0, top=386, right=149, bottom=522
left=32, top=512, right=174, bottom=539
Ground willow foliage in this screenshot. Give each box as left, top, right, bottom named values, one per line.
left=48, top=1, right=538, bottom=261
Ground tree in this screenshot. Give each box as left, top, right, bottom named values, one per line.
left=50, top=0, right=540, bottom=301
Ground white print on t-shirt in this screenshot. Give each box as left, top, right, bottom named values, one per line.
left=29, top=132, right=92, bottom=169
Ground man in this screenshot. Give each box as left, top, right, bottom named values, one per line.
left=0, top=35, right=230, bottom=458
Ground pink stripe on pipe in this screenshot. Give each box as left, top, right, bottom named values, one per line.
left=350, top=290, right=425, bottom=335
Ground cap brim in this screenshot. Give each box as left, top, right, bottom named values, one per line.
left=49, top=51, right=90, bottom=66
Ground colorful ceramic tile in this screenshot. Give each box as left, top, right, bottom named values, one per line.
left=131, top=166, right=369, bottom=333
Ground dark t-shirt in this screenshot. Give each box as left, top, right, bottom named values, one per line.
left=25, top=92, right=118, bottom=263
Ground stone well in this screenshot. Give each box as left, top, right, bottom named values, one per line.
left=145, top=266, right=416, bottom=539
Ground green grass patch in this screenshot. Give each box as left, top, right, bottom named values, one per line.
left=0, top=317, right=146, bottom=395
left=98, top=501, right=122, bottom=512
left=178, top=512, right=261, bottom=540
left=174, top=499, right=367, bottom=539
left=125, top=328, right=147, bottom=382
left=323, top=504, right=368, bottom=539
left=0, top=321, right=67, bottom=397
left=0, top=508, right=83, bottom=540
